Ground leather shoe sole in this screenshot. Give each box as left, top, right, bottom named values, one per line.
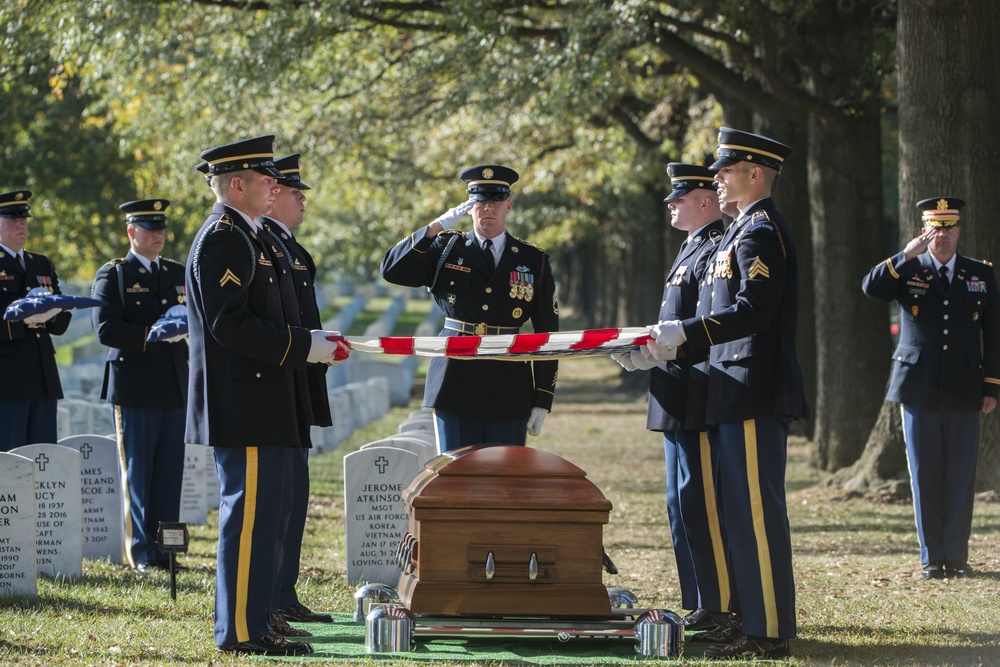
left=219, top=631, right=313, bottom=656
left=704, top=634, right=790, bottom=659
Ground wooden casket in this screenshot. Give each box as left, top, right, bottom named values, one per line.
left=396, top=445, right=614, bottom=617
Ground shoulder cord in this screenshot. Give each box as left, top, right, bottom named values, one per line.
left=428, top=234, right=460, bottom=293
left=192, top=222, right=256, bottom=287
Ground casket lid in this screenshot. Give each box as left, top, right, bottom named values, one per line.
left=405, top=445, right=613, bottom=511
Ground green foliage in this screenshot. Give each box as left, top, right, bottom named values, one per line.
left=1, top=0, right=894, bottom=286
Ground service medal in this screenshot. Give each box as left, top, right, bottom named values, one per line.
left=513, top=307, right=523, bottom=318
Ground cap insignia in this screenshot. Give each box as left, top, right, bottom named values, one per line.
left=482, top=168, right=494, bottom=179
left=15, top=192, right=24, bottom=201
left=153, top=201, right=163, bottom=211
left=937, top=198, right=949, bottom=211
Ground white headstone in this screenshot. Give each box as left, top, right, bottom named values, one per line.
left=398, top=417, right=433, bottom=434
left=343, top=447, right=419, bottom=585
left=0, top=453, right=38, bottom=597
left=10, top=444, right=83, bottom=580
left=362, top=437, right=436, bottom=470
left=58, top=435, right=123, bottom=563
left=180, top=444, right=208, bottom=524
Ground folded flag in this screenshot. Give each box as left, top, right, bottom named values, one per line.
left=4, top=290, right=107, bottom=322
left=147, top=306, right=188, bottom=342
left=333, top=327, right=653, bottom=361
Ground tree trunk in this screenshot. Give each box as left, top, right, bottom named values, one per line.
left=796, top=3, right=890, bottom=470
left=844, top=0, right=1000, bottom=492
left=828, top=395, right=907, bottom=493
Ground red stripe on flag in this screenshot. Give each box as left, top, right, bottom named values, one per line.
left=633, top=334, right=652, bottom=347
left=445, top=336, right=482, bottom=356
left=380, top=337, right=415, bottom=355
left=569, top=328, right=620, bottom=349
left=508, top=332, right=549, bottom=354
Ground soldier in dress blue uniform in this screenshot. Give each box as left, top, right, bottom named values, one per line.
left=258, top=154, right=335, bottom=627
left=91, top=199, right=188, bottom=572
left=614, top=163, right=730, bottom=632
left=380, top=165, right=559, bottom=452
left=0, top=190, right=73, bottom=451
left=185, top=135, right=348, bottom=656
left=862, top=197, right=999, bottom=580
left=647, top=129, right=807, bottom=659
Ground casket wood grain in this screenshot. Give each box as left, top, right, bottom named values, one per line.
left=397, top=445, right=614, bottom=617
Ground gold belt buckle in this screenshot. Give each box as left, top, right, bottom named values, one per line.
left=474, top=322, right=487, bottom=336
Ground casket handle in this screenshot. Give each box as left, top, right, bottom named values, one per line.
left=529, top=552, right=539, bottom=581
left=485, top=551, right=495, bottom=580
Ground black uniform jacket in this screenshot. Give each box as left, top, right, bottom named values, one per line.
left=260, top=217, right=331, bottom=426
left=185, top=203, right=314, bottom=448
left=0, top=249, right=72, bottom=401
left=647, top=220, right=724, bottom=432
left=680, top=198, right=809, bottom=424
left=381, top=225, right=559, bottom=420
left=862, top=250, right=1000, bottom=410
left=91, top=252, right=188, bottom=409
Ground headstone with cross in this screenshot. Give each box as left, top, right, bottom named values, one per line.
left=9, top=444, right=83, bottom=580
left=0, top=452, right=39, bottom=597
left=58, top=435, right=123, bottom=563
left=343, top=446, right=420, bottom=585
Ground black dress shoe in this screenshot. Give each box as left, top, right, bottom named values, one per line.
left=219, top=630, right=314, bottom=656
left=922, top=562, right=945, bottom=580
left=269, top=611, right=313, bottom=637
left=279, top=602, right=334, bottom=623
left=945, top=561, right=973, bottom=578
left=703, top=634, right=791, bottom=659
left=682, top=609, right=732, bottom=631
left=690, top=613, right=741, bottom=643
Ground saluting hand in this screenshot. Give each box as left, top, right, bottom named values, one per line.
left=903, top=229, right=935, bottom=261
left=430, top=199, right=475, bottom=234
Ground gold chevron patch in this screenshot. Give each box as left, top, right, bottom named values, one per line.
left=748, top=257, right=770, bottom=279
left=219, top=269, right=241, bottom=287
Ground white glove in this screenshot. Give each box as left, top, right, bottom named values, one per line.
left=433, top=199, right=475, bottom=230
left=611, top=351, right=637, bottom=372
left=630, top=346, right=661, bottom=370
left=644, top=339, right=677, bottom=362
left=163, top=333, right=188, bottom=343
left=649, top=320, right=687, bottom=350
left=308, top=330, right=340, bottom=364
left=527, top=407, right=548, bottom=437
left=24, top=308, right=61, bottom=325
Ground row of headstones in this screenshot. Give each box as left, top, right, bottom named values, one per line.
left=342, top=408, right=437, bottom=586
left=0, top=376, right=396, bottom=598
left=53, top=376, right=391, bottom=456
left=0, top=435, right=222, bottom=598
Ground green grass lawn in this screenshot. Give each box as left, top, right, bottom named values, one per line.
left=9, top=358, right=999, bottom=666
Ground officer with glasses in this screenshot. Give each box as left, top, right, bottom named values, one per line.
left=381, top=165, right=559, bottom=452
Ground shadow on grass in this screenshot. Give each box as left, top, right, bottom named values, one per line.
left=798, top=630, right=1000, bottom=663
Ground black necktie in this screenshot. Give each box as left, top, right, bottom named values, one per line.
left=939, top=265, right=950, bottom=290
left=18, top=253, right=25, bottom=271
left=482, top=239, right=496, bottom=273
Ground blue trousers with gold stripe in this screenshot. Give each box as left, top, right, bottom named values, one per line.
left=214, top=446, right=293, bottom=647
left=714, top=418, right=795, bottom=639
left=666, top=429, right=731, bottom=613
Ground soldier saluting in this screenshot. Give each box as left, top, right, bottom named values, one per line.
left=381, top=165, right=559, bottom=452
